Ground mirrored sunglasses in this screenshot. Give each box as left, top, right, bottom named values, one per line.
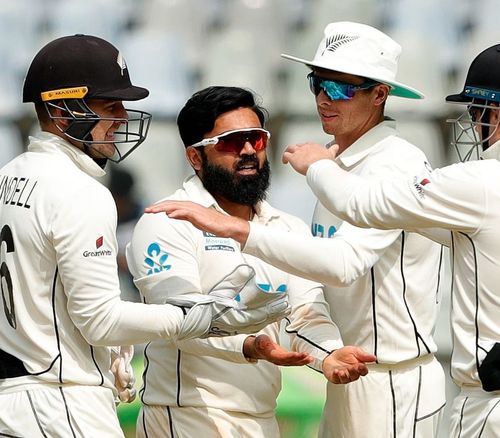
left=191, top=128, right=270, bottom=154
left=307, top=73, right=378, bottom=101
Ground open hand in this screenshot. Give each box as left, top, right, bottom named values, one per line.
left=322, top=346, right=376, bottom=384
left=243, top=334, right=313, bottom=366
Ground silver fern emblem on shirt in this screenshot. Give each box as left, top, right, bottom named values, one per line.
left=322, top=34, right=359, bottom=55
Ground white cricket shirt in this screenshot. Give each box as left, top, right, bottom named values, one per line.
left=306, top=138, right=500, bottom=387
left=126, top=175, right=342, bottom=414
left=244, top=121, right=443, bottom=363
left=0, top=132, right=184, bottom=393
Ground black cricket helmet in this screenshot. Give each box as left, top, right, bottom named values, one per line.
left=23, top=34, right=151, bottom=163
left=446, top=44, right=500, bottom=161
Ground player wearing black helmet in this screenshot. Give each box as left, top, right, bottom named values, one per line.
left=0, top=35, right=290, bottom=437
left=23, top=34, right=152, bottom=164
left=446, top=44, right=500, bottom=162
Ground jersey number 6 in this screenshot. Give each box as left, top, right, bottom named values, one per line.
left=0, top=224, right=15, bottom=329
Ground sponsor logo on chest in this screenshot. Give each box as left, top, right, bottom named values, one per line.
left=203, top=231, right=235, bottom=252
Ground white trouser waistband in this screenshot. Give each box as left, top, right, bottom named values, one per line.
left=367, top=354, right=435, bottom=372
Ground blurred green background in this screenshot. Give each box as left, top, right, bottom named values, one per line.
left=117, top=357, right=326, bottom=438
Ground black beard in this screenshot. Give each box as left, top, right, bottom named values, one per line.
left=200, top=154, right=271, bottom=206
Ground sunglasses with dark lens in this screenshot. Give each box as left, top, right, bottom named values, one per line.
left=191, top=128, right=271, bottom=154
left=307, top=73, right=378, bottom=101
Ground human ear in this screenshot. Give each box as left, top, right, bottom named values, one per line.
left=373, top=84, right=390, bottom=106
left=186, top=146, right=202, bottom=171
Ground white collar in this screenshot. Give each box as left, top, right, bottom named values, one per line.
left=336, top=119, right=398, bottom=168
left=480, top=139, right=500, bottom=160
left=27, top=131, right=106, bottom=178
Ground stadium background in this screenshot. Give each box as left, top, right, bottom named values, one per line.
left=2, top=0, right=499, bottom=436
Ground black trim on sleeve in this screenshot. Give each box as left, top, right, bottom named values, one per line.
left=89, top=345, right=104, bottom=386
left=51, top=267, right=63, bottom=382
left=371, top=267, right=378, bottom=362
left=176, top=349, right=183, bottom=407
left=400, top=232, right=431, bottom=355
left=283, top=317, right=332, bottom=354
left=139, top=342, right=151, bottom=406
left=435, top=245, right=444, bottom=304
left=459, top=232, right=481, bottom=372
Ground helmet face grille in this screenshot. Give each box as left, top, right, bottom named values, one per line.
left=448, top=101, right=500, bottom=162
left=46, top=99, right=152, bottom=163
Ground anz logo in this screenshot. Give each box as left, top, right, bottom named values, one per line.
left=312, top=222, right=337, bottom=238
left=144, top=242, right=171, bottom=275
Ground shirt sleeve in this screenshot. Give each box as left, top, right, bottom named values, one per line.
left=306, top=159, right=486, bottom=234
left=284, top=273, right=343, bottom=372
left=126, top=211, right=251, bottom=362
left=264, top=215, right=344, bottom=372
left=244, top=219, right=401, bottom=288
left=51, top=183, right=184, bottom=346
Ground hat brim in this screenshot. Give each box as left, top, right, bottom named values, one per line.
left=281, top=53, right=424, bottom=100
left=445, top=93, right=472, bottom=104
left=91, top=85, right=149, bottom=101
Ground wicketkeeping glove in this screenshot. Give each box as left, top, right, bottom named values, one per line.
left=110, top=345, right=136, bottom=403
left=165, top=264, right=291, bottom=341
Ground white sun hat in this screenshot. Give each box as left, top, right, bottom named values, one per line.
left=282, top=21, right=424, bottom=99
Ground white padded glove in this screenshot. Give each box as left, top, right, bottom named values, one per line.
left=110, top=345, right=136, bottom=403
left=166, top=264, right=291, bottom=341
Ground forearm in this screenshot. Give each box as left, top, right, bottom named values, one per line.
left=176, top=334, right=250, bottom=363
left=244, top=222, right=385, bottom=287
left=72, top=299, right=184, bottom=346
left=285, top=301, right=343, bottom=372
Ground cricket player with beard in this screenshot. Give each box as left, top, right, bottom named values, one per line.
left=145, top=23, right=447, bottom=438
left=126, top=86, right=375, bottom=438
left=157, top=43, right=500, bottom=438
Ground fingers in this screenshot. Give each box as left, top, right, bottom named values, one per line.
left=348, top=346, right=377, bottom=363
left=253, top=334, right=313, bottom=366
left=326, top=363, right=368, bottom=384
left=144, top=200, right=196, bottom=215
left=327, top=143, right=340, bottom=159
left=282, top=144, right=301, bottom=164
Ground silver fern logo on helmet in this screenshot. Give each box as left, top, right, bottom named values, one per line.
left=322, top=34, right=359, bottom=55
left=116, top=52, right=127, bottom=76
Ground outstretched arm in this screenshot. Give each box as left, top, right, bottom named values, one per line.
left=145, top=201, right=250, bottom=245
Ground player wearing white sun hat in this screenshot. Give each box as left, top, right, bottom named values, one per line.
left=143, top=21, right=447, bottom=438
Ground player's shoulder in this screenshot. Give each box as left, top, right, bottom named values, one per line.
left=438, top=158, right=500, bottom=180
left=381, top=133, right=428, bottom=161
left=260, top=202, right=310, bottom=234
left=132, top=188, right=194, bottom=235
